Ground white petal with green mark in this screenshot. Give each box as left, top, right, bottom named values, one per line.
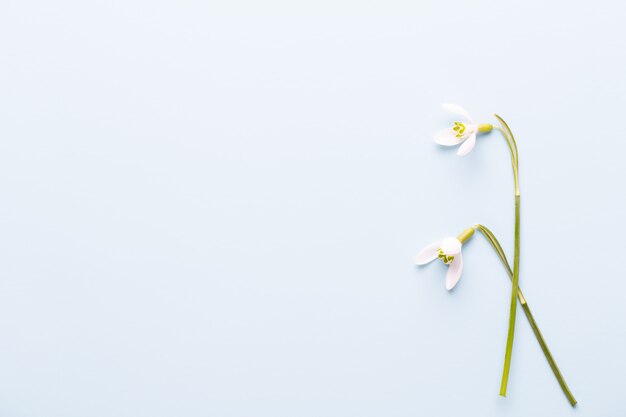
left=440, top=237, right=462, bottom=255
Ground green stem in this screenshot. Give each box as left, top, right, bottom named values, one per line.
left=474, top=224, right=577, bottom=407
left=493, top=114, right=520, bottom=397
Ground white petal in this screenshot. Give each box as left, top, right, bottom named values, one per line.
left=442, top=103, right=473, bottom=122
left=440, top=237, right=462, bottom=255
left=445, top=253, right=463, bottom=290
left=435, top=128, right=463, bottom=146
left=415, top=241, right=440, bottom=265
left=457, top=132, right=476, bottom=156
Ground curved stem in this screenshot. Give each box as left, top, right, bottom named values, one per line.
left=493, top=114, right=520, bottom=397
left=474, top=224, right=577, bottom=406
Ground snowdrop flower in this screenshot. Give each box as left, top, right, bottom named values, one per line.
left=434, top=104, right=493, bottom=156
left=415, top=227, right=475, bottom=290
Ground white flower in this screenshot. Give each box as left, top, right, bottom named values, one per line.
left=416, top=237, right=464, bottom=290
left=434, top=103, right=489, bottom=156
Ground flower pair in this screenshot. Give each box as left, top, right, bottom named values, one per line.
left=416, top=104, right=577, bottom=405
left=417, top=103, right=492, bottom=289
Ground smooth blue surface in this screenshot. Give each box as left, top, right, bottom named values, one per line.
left=1, top=1, right=625, bottom=416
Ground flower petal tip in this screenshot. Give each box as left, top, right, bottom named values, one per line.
left=445, top=254, right=463, bottom=290
left=415, top=255, right=434, bottom=266
left=434, top=128, right=460, bottom=146
left=441, top=103, right=472, bottom=121
left=415, top=241, right=440, bottom=265
left=456, top=133, right=476, bottom=156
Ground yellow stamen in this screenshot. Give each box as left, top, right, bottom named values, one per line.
left=453, top=121, right=466, bottom=138
left=437, top=249, right=455, bottom=265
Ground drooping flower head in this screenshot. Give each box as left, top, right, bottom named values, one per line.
left=415, top=227, right=475, bottom=290
left=434, top=104, right=493, bottom=156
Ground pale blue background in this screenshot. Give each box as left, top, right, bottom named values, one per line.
left=0, top=0, right=625, bottom=416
